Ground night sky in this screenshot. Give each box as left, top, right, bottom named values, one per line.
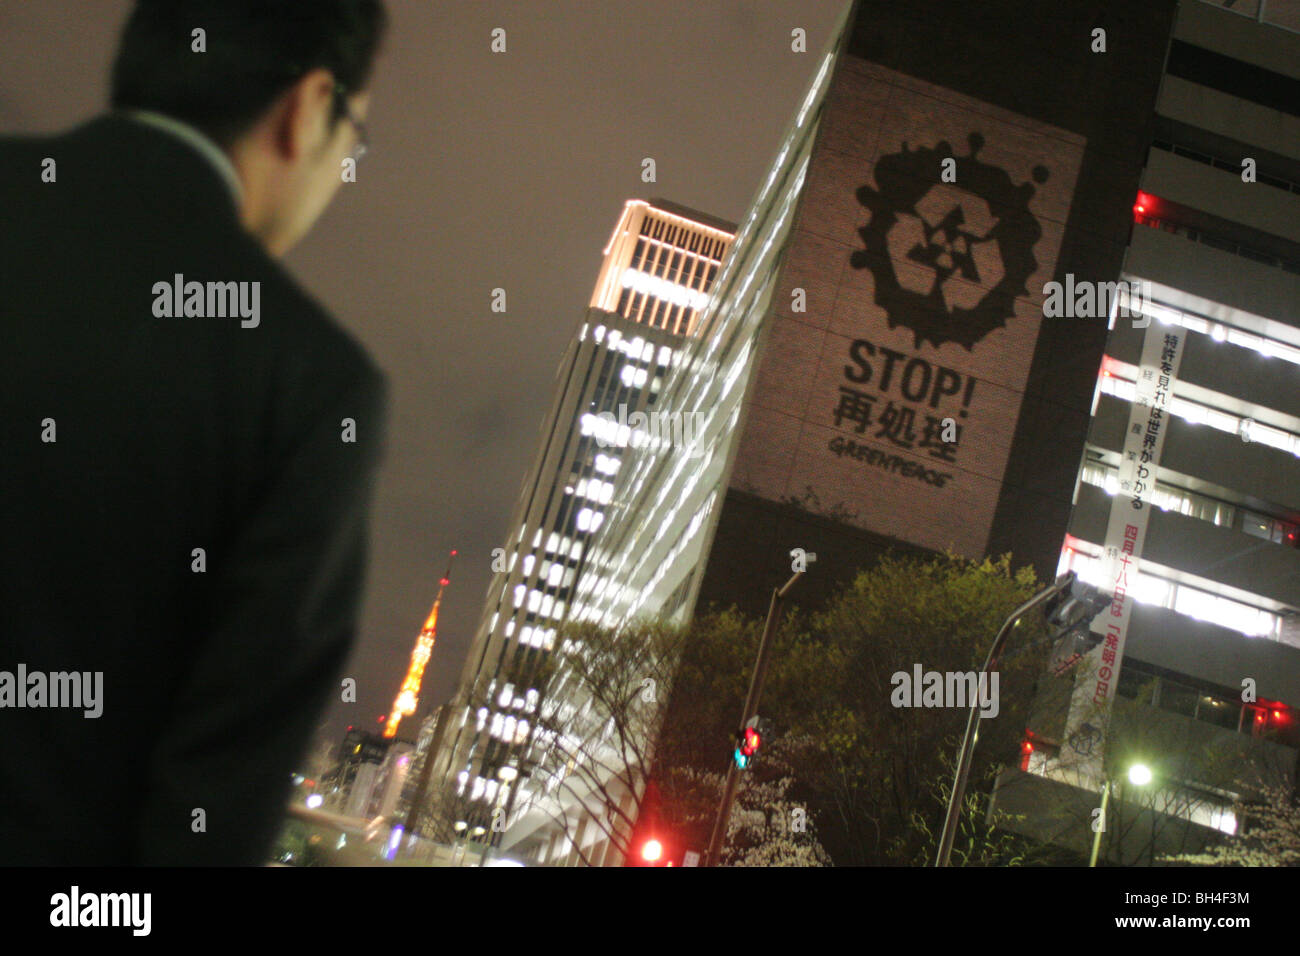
left=0, top=0, right=851, bottom=750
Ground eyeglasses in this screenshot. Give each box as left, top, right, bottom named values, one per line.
left=333, top=83, right=369, bottom=163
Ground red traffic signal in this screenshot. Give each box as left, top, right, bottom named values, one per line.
left=641, top=838, right=663, bottom=863
left=733, top=724, right=762, bottom=769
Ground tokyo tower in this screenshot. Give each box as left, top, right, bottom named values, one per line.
left=383, top=550, right=456, bottom=739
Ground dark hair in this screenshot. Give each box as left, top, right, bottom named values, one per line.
left=110, top=0, right=387, bottom=148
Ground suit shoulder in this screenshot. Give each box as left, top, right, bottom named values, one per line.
left=0, top=131, right=60, bottom=194
left=226, top=241, right=386, bottom=393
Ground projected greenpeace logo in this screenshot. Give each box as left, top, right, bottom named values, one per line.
left=730, top=61, right=1086, bottom=557
left=849, top=132, right=1047, bottom=350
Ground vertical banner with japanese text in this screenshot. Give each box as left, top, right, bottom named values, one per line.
left=1058, top=318, right=1186, bottom=786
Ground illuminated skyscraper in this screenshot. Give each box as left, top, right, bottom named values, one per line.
left=413, top=200, right=734, bottom=857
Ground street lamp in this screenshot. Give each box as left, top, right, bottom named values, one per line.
left=1089, top=762, right=1152, bottom=867
left=1128, top=762, right=1152, bottom=787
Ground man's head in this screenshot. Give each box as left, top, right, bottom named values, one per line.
left=110, top=0, right=387, bottom=257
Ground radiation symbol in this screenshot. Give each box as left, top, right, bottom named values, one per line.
left=850, top=132, right=1048, bottom=350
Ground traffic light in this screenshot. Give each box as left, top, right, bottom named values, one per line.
left=733, top=724, right=761, bottom=770
left=640, top=838, right=663, bottom=864
left=1043, top=573, right=1109, bottom=631
left=1044, top=573, right=1109, bottom=675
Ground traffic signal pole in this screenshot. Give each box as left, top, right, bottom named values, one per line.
left=933, top=571, right=1078, bottom=867
left=703, top=570, right=802, bottom=867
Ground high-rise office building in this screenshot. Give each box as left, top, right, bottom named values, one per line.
left=417, top=200, right=734, bottom=859
left=432, top=0, right=1296, bottom=865
left=992, top=0, right=1300, bottom=863
left=572, top=0, right=1180, bottom=637
left=563, top=0, right=1293, bottom=864
left=502, top=0, right=1167, bottom=864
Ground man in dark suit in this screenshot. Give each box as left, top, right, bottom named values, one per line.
left=0, top=0, right=389, bottom=864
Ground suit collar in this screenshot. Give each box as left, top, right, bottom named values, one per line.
left=118, top=110, right=244, bottom=209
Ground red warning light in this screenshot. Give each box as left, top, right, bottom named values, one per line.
left=1019, top=738, right=1035, bottom=770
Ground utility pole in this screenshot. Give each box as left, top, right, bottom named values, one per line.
left=703, top=570, right=803, bottom=867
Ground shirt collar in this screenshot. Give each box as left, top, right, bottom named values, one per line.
left=123, top=110, right=244, bottom=208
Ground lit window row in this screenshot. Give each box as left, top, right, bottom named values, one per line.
left=1059, top=541, right=1288, bottom=642
left=1127, top=296, right=1300, bottom=368
left=620, top=364, right=650, bottom=388
left=575, top=507, right=604, bottom=534
left=574, top=477, right=615, bottom=505
left=517, top=624, right=556, bottom=649
left=1079, top=459, right=1235, bottom=527
left=543, top=561, right=574, bottom=589
left=1099, top=366, right=1300, bottom=457
left=488, top=711, right=531, bottom=746
left=466, top=774, right=509, bottom=806
left=619, top=266, right=711, bottom=312
left=544, top=532, right=583, bottom=561
left=580, top=411, right=631, bottom=449
left=590, top=325, right=660, bottom=363
left=520, top=587, right=566, bottom=620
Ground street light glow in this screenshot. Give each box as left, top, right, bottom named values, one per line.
left=1128, top=763, right=1153, bottom=786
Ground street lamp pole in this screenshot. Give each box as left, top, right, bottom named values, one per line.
left=1089, top=778, right=1112, bottom=867
left=1090, top=763, right=1150, bottom=867
left=934, top=571, right=1078, bottom=867
left=703, top=570, right=803, bottom=867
